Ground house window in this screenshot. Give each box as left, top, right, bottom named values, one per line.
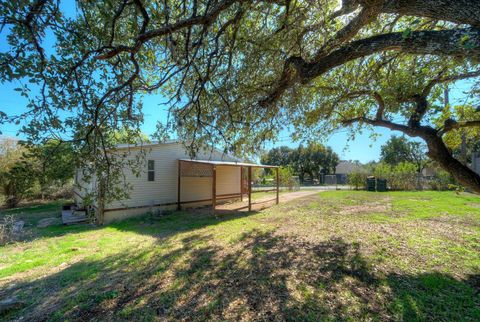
left=148, top=160, right=155, bottom=181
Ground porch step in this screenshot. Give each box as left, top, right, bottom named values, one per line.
left=61, top=209, right=88, bottom=225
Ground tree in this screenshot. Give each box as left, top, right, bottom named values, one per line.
left=1, top=0, right=480, bottom=195
left=262, top=143, right=338, bottom=183
left=435, top=104, right=480, bottom=164
left=380, top=135, right=428, bottom=173
left=260, top=146, right=293, bottom=167
left=25, top=140, right=75, bottom=199
left=0, top=139, right=36, bottom=207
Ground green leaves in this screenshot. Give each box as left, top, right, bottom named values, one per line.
left=402, top=28, right=412, bottom=39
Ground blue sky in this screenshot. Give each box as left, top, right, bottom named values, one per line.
left=0, top=3, right=474, bottom=163
left=1, top=81, right=471, bottom=163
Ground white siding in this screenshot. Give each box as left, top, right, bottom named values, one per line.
left=180, top=177, right=212, bottom=202
left=216, top=166, right=241, bottom=195
left=105, top=142, right=238, bottom=210
left=73, top=168, right=96, bottom=208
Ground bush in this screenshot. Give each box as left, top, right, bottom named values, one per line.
left=1, top=162, right=36, bottom=208
left=428, top=170, right=455, bottom=191
left=348, top=171, right=367, bottom=190
left=374, top=162, right=418, bottom=191
left=48, top=182, right=74, bottom=199
left=278, top=166, right=299, bottom=191
left=0, top=215, right=18, bottom=245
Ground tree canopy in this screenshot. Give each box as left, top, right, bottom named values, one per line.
left=380, top=135, right=428, bottom=172
left=1, top=0, right=480, bottom=192
left=261, top=143, right=339, bottom=182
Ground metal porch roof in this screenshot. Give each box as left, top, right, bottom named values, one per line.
left=179, top=159, right=278, bottom=168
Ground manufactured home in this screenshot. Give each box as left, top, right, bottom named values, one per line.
left=73, top=141, right=278, bottom=223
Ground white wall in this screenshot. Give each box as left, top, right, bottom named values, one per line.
left=101, top=142, right=238, bottom=210
left=216, top=166, right=241, bottom=195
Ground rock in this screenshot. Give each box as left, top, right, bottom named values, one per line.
left=37, top=217, right=61, bottom=228
left=12, top=221, right=24, bottom=234
left=0, top=296, right=24, bottom=314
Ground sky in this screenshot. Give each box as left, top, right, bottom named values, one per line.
left=0, top=3, right=475, bottom=163
left=1, top=80, right=472, bottom=163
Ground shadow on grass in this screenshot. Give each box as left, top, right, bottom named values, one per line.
left=2, top=229, right=479, bottom=321
left=0, top=204, right=263, bottom=245
left=109, top=207, right=263, bottom=240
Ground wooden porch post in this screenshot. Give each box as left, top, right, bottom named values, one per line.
left=248, top=166, right=252, bottom=211
left=240, top=166, right=243, bottom=202
left=177, top=160, right=181, bottom=210
left=212, top=165, right=217, bottom=215
left=276, top=167, right=279, bottom=205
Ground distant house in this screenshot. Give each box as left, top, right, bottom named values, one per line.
left=74, top=141, right=277, bottom=223
left=335, top=160, right=364, bottom=184
left=421, top=166, right=437, bottom=178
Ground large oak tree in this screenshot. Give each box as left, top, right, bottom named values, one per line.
left=1, top=0, right=480, bottom=193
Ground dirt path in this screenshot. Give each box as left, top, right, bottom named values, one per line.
left=276, top=190, right=321, bottom=203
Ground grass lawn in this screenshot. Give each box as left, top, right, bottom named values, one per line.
left=0, top=199, right=71, bottom=227
left=1, top=191, right=479, bottom=321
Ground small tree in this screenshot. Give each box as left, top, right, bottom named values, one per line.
left=26, top=140, right=75, bottom=200
left=278, top=166, right=298, bottom=191
left=0, top=139, right=35, bottom=208
left=2, top=161, right=36, bottom=208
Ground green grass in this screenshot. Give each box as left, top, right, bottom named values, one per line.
left=0, top=199, right=71, bottom=227
left=0, top=191, right=479, bottom=321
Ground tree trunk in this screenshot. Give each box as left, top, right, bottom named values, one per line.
left=344, top=117, right=480, bottom=193
left=422, top=131, right=480, bottom=193
left=96, top=179, right=106, bottom=225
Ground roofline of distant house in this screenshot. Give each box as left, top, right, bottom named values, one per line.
left=113, top=140, right=243, bottom=162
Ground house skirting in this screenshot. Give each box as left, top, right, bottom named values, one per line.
left=103, top=194, right=241, bottom=223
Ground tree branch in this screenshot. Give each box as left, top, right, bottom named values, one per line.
left=95, top=0, right=248, bottom=59
left=315, top=5, right=380, bottom=60
left=442, top=119, right=480, bottom=133
left=342, top=116, right=416, bottom=135
left=422, top=70, right=480, bottom=97
left=260, top=28, right=480, bottom=107
left=370, top=0, right=480, bottom=28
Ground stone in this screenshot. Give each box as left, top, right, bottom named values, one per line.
left=12, top=221, right=24, bottom=234
left=37, top=217, right=61, bottom=228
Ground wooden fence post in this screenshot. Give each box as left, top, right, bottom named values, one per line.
left=240, top=166, right=243, bottom=202
left=212, top=165, right=217, bottom=215
left=248, top=166, right=252, bottom=211
left=177, top=160, right=181, bottom=210
left=276, top=167, right=279, bottom=205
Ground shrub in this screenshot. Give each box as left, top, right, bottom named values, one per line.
left=0, top=215, right=18, bottom=245
left=429, top=170, right=454, bottom=191
left=48, top=182, right=74, bottom=199
left=348, top=171, right=367, bottom=190
left=1, top=162, right=36, bottom=208
left=278, top=166, right=299, bottom=191
left=374, top=162, right=418, bottom=191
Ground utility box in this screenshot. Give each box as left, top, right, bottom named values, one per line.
left=376, top=179, right=387, bottom=192
left=366, top=177, right=376, bottom=191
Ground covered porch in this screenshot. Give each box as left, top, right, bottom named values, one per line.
left=177, top=159, right=279, bottom=214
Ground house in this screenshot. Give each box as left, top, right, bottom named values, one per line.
left=334, top=160, right=364, bottom=184
left=73, top=141, right=278, bottom=223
